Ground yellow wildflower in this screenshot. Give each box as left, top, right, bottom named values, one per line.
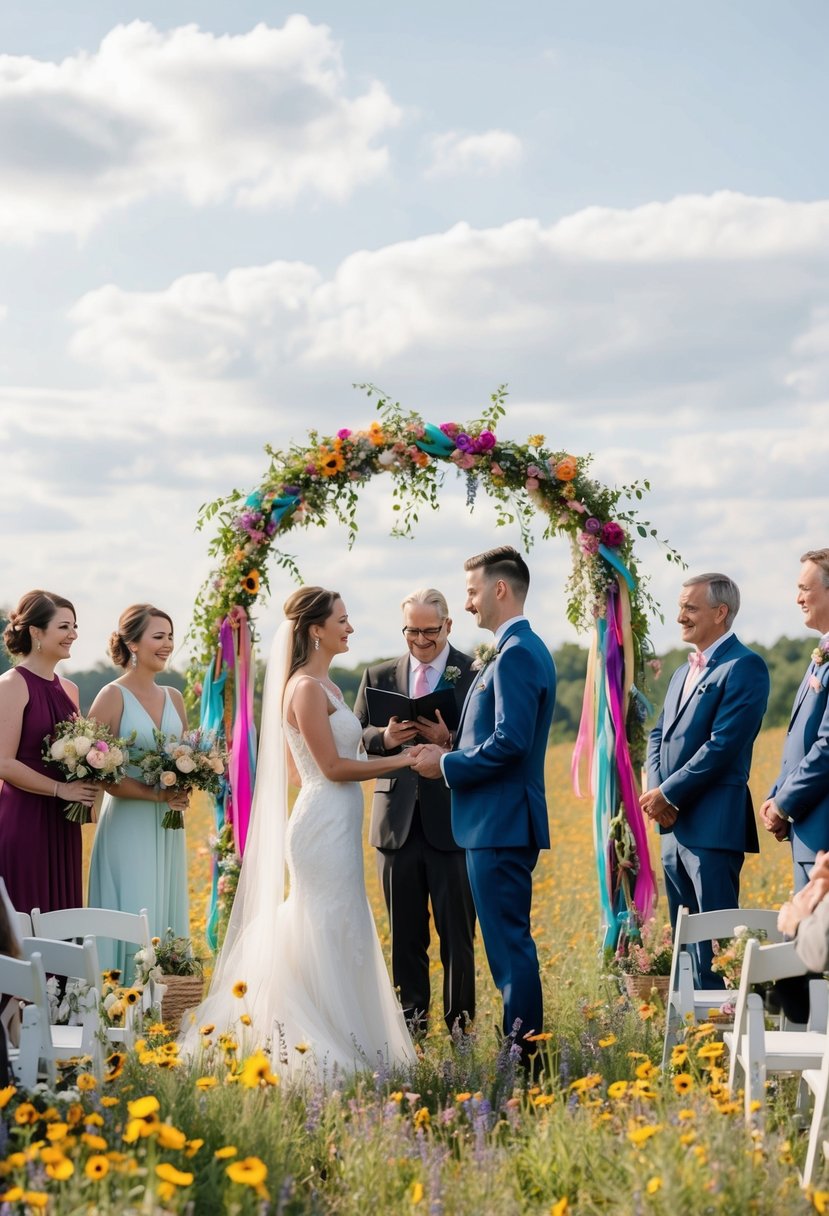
left=646, top=1177, right=662, bottom=1195
left=409, top=1180, right=424, bottom=1205
left=673, top=1073, right=694, bottom=1095
left=627, top=1123, right=662, bottom=1146
left=227, top=1157, right=269, bottom=1188
left=215, top=1146, right=238, bottom=1159
left=85, top=1155, right=110, bottom=1179
left=598, top=1034, right=617, bottom=1048
left=155, top=1163, right=194, bottom=1187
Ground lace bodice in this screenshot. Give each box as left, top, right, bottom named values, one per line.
left=285, top=683, right=366, bottom=784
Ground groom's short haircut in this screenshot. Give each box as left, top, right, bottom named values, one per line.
left=400, top=587, right=449, bottom=618
left=465, top=545, right=530, bottom=597
left=801, top=549, right=829, bottom=588
left=683, top=573, right=740, bottom=629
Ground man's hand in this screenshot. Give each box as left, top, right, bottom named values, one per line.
left=409, top=743, right=445, bottom=780
left=759, top=798, right=790, bottom=841
left=414, top=709, right=452, bottom=748
left=639, top=787, right=678, bottom=829
left=382, top=716, right=420, bottom=751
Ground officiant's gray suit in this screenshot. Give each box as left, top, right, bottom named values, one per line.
left=354, top=643, right=476, bottom=1034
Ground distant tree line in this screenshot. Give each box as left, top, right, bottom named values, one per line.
left=0, top=609, right=814, bottom=738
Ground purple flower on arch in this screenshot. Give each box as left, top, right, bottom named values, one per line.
left=584, top=517, right=602, bottom=535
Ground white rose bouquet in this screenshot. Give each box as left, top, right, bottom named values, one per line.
left=133, top=727, right=226, bottom=829
left=43, top=715, right=133, bottom=823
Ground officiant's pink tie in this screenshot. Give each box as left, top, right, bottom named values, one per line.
left=413, top=664, right=431, bottom=699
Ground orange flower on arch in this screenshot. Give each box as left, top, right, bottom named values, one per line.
left=240, top=571, right=260, bottom=596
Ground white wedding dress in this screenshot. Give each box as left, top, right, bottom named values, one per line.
left=180, top=627, right=415, bottom=1082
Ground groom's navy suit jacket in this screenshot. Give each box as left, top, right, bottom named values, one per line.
left=646, top=634, right=769, bottom=855
left=443, top=620, right=556, bottom=850
left=769, top=650, right=829, bottom=864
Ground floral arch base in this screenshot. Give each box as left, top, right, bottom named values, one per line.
left=191, top=386, right=678, bottom=954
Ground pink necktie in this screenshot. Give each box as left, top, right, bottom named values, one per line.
left=688, top=651, right=707, bottom=672
left=413, top=664, right=431, bottom=699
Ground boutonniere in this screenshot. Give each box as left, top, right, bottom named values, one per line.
left=443, top=665, right=461, bottom=685
left=812, top=640, right=829, bottom=666
left=471, top=643, right=498, bottom=672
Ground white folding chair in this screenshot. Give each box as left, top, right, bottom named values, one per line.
left=0, top=951, right=51, bottom=1088
left=31, top=906, right=154, bottom=1046
left=21, top=936, right=103, bottom=1082
left=798, top=1000, right=829, bottom=1188
left=13, top=910, right=32, bottom=938
left=723, top=938, right=828, bottom=1122
left=661, top=906, right=783, bottom=1066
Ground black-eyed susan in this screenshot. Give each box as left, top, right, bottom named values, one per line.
left=673, top=1073, right=694, bottom=1096
left=232, top=981, right=248, bottom=999
left=226, top=1157, right=268, bottom=1188
left=127, top=1095, right=160, bottom=1120
left=85, top=1155, right=110, bottom=1180
left=240, top=572, right=260, bottom=596
left=215, top=1146, right=238, bottom=1160
left=155, top=1163, right=194, bottom=1188
left=607, top=1080, right=629, bottom=1100
left=184, top=1138, right=204, bottom=1158
left=239, top=1051, right=278, bottom=1088
left=102, top=969, right=122, bottom=984
left=104, top=1052, right=126, bottom=1082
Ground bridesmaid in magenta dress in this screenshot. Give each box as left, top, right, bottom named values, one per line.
left=0, top=591, right=98, bottom=915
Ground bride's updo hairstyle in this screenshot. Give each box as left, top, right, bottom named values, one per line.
left=4, top=590, right=76, bottom=658
left=109, top=603, right=174, bottom=668
left=284, top=586, right=341, bottom=678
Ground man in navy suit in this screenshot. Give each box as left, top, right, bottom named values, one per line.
left=641, top=573, right=770, bottom=986
left=354, top=588, right=477, bottom=1037
left=761, top=549, right=829, bottom=892
left=410, top=546, right=556, bottom=1066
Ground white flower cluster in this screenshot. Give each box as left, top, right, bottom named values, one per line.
left=45, top=974, right=96, bottom=1025
left=133, top=943, right=163, bottom=987
left=49, top=733, right=125, bottom=776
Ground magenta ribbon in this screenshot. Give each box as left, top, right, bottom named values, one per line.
left=222, top=608, right=256, bottom=856
left=604, top=587, right=656, bottom=922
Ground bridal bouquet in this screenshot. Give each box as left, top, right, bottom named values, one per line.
left=133, top=727, right=226, bottom=829
left=44, top=715, right=133, bottom=823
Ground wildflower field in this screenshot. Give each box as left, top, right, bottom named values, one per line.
left=4, top=727, right=826, bottom=1215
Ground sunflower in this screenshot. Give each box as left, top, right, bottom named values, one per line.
left=240, top=570, right=260, bottom=596
left=239, top=1051, right=278, bottom=1089
left=317, top=446, right=346, bottom=477
left=104, top=1052, right=126, bottom=1082
left=673, top=1073, right=694, bottom=1095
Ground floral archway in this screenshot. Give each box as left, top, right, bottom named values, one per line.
left=191, top=387, right=678, bottom=953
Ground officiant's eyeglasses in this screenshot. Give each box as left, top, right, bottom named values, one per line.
left=402, top=626, right=444, bottom=639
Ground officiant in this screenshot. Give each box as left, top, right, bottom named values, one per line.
left=354, top=587, right=476, bottom=1037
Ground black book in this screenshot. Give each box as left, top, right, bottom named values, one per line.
left=364, top=685, right=460, bottom=731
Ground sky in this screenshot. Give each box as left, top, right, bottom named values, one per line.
left=1, top=1, right=828, bottom=672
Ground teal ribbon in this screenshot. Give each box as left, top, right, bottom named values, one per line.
left=200, top=661, right=229, bottom=954
left=413, top=423, right=456, bottom=457
left=270, top=494, right=301, bottom=524
left=598, top=543, right=635, bottom=591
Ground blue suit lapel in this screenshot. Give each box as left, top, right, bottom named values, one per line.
left=664, top=636, right=739, bottom=733
left=790, top=665, right=815, bottom=728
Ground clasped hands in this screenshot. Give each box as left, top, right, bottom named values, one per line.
left=384, top=711, right=451, bottom=780
left=759, top=796, right=790, bottom=841
left=638, top=787, right=678, bottom=830
left=777, top=850, right=829, bottom=937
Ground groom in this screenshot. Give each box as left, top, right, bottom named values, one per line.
left=411, top=546, right=556, bottom=1065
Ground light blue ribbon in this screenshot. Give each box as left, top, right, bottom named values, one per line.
left=598, top=543, right=636, bottom=591
left=413, top=422, right=456, bottom=457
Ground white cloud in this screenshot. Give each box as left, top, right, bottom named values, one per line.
left=425, top=128, right=523, bottom=178
left=0, top=17, right=401, bottom=242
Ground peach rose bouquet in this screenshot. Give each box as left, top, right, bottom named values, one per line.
left=134, top=727, right=226, bottom=829
left=43, top=715, right=133, bottom=823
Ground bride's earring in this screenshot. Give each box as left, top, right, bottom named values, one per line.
left=314, top=636, right=320, bottom=651
left=130, top=650, right=138, bottom=669
left=36, top=640, right=42, bottom=653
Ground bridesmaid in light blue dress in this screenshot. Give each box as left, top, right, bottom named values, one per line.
left=87, top=605, right=191, bottom=982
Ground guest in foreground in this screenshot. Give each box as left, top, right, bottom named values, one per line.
left=354, top=587, right=476, bottom=1037
left=0, top=590, right=97, bottom=915
left=761, top=549, right=829, bottom=892
left=87, top=604, right=190, bottom=980
left=641, top=573, right=769, bottom=987
left=410, top=547, right=556, bottom=1068
left=181, top=588, right=417, bottom=1079
left=779, top=850, right=829, bottom=972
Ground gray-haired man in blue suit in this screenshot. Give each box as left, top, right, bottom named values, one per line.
left=641, top=573, right=770, bottom=986
left=761, top=549, right=829, bottom=893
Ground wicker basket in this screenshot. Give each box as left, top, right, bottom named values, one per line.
left=160, top=974, right=204, bottom=1036
left=623, top=974, right=670, bottom=1003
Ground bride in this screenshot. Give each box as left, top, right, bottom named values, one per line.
left=181, top=587, right=417, bottom=1079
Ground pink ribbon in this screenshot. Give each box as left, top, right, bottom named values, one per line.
left=224, top=607, right=256, bottom=856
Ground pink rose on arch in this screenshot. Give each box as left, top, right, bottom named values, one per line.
left=566, top=499, right=587, bottom=514
left=476, top=430, right=496, bottom=451
left=451, top=450, right=477, bottom=470
left=579, top=533, right=600, bottom=555
left=525, top=464, right=543, bottom=479
left=601, top=521, right=626, bottom=548
left=440, top=422, right=460, bottom=438
left=337, top=428, right=352, bottom=440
